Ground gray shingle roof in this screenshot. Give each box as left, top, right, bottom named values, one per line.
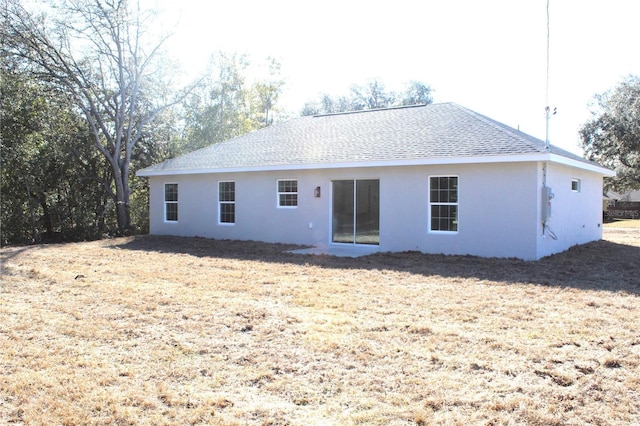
left=138, top=102, right=606, bottom=175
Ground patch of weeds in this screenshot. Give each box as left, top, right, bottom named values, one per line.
left=293, top=397, right=309, bottom=406
left=368, top=325, right=390, bottom=332
left=212, top=397, right=234, bottom=409
left=247, top=372, right=274, bottom=388
left=156, top=382, right=175, bottom=407
left=574, top=364, right=594, bottom=374
left=470, top=363, right=492, bottom=372
left=534, top=370, right=574, bottom=387
left=603, top=359, right=622, bottom=368
left=423, top=398, right=443, bottom=411
left=408, top=325, right=433, bottom=335
left=411, top=410, right=432, bottom=425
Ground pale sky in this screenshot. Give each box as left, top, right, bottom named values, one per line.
left=155, top=0, right=640, bottom=155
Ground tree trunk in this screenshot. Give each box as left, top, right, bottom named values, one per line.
left=112, top=161, right=131, bottom=234
left=115, top=196, right=131, bottom=235
left=37, top=191, right=54, bottom=238
left=24, top=181, right=38, bottom=243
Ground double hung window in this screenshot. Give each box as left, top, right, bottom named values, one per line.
left=429, top=176, right=458, bottom=232
left=219, top=181, right=235, bottom=224
left=277, top=180, right=298, bottom=207
left=164, top=183, right=178, bottom=222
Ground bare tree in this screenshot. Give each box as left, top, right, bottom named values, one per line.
left=2, top=0, right=184, bottom=233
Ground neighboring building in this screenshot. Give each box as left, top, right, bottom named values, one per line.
left=137, top=103, right=615, bottom=260
left=606, top=189, right=640, bottom=203
left=604, top=190, right=640, bottom=220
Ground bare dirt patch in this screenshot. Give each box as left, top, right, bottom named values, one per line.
left=1, top=230, right=639, bottom=425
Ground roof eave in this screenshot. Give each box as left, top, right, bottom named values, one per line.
left=548, top=153, right=616, bottom=177
left=136, top=153, right=615, bottom=177
left=136, top=153, right=553, bottom=177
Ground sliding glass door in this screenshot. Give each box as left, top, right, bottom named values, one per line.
left=332, top=179, right=379, bottom=245
left=332, top=180, right=355, bottom=244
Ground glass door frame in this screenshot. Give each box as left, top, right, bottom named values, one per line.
left=331, top=179, right=380, bottom=246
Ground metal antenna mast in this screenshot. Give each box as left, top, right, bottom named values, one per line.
left=544, top=0, right=555, bottom=151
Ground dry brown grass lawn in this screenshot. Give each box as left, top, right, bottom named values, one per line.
left=604, top=218, right=640, bottom=230
left=1, top=229, right=639, bottom=425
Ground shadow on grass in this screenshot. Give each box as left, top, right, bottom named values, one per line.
left=0, top=245, right=37, bottom=264
left=113, top=235, right=640, bottom=295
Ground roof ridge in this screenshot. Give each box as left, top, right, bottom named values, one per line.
left=313, top=103, right=430, bottom=118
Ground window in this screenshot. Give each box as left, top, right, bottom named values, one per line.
left=277, top=179, right=298, bottom=207
left=429, top=176, right=458, bottom=232
left=219, top=181, right=235, bottom=224
left=571, top=179, right=581, bottom=192
left=164, top=183, right=178, bottom=222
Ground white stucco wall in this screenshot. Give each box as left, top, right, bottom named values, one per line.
left=377, top=163, right=539, bottom=259
left=149, top=171, right=332, bottom=246
left=147, top=161, right=603, bottom=260
left=535, top=162, right=605, bottom=259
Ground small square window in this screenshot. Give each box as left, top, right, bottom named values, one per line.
left=571, top=179, right=581, bottom=192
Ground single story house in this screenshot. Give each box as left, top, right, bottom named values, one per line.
left=137, top=102, right=615, bottom=260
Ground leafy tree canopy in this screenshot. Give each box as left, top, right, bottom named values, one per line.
left=181, top=52, right=285, bottom=153
left=2, top=0, right=186, bottom=234
left=301, top=79, right=433, bottom=116
left=1, top=1, right=287, bottom=245
left=1, top=61, right=113, bottom=244
left=580, top=75, right=640, bottom=192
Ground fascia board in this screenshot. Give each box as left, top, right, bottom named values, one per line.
left=135, top=154, right=549, bottom=177
left=548, top=154, right=616, bottom=177
left=136, top=153, right=614, bottom=177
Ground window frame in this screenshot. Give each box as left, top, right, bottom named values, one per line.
left=428, top=175, right=459, bottom=233
left=277, top=179, right=298, bottom=208
left=571, top=178, right=581, bottom=193
left=164, top=183, right=178, bottom=222
left=218, top=181, right=236, bottom=225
